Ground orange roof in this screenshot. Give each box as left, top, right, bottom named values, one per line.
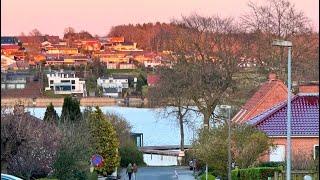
left=233, top=74, right=290, bottom=124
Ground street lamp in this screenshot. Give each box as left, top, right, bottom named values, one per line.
left=220, top=105, right=232, bottom=180
left=272, top=40, right=292, bottom=180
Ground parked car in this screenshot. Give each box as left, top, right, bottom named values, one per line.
left=1, top=174, right=23, bottom=180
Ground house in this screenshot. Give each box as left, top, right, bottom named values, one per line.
left=247, top=84, right=319, bottom=162
left=1, top=55, right=16, bottom=71
left=1, top=36, right=19, bottom=45
left=64, top=54, right=89, bottom=66
left=1, top=45, right=21, bottom=55
left=81, top=39, right=101, bottom=51
left=46, top=47, right=78, bottom=55
left=1, top=72, right=27, bottom=89
left=45, top=55, right=65, bottom=66
left=111, top=42, right=143, bottom=52
left=147, top=74, right=160, bottom=86
left=45, top=70, right=86, bottom=96
left=97, top=76, right=129, bottom=97
left=232, top=73, right=290, bottom=124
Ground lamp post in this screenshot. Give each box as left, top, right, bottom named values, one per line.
left=272, top=40, right=292, bottom=180
left=220, top=105, right=232, bottom=180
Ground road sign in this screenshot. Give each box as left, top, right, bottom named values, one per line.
left=91, top=154, right=104, bottom=167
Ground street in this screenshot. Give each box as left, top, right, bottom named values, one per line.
left=119, top=166, right=195, bottom=180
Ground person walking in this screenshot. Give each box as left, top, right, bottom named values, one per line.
left=126, top=163, right=133, bottom=180
left=132, top=163, right=138, bottom=180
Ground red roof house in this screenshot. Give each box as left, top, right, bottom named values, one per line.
left=247, top=90, right=319, bottom=162
left=232, top=73, right=290, bottom=124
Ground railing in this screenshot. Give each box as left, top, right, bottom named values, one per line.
left=275, top=170, right=318, bottom=180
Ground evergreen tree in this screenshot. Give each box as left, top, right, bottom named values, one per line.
left=60, top=96, right=82, bottom=123
left=89, top=107, right=120, bottom=175
left=43, top=102, right=59, bottom=124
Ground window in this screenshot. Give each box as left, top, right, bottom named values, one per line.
left=1, top=84, right=6, bottom=89
left=50, top=86, right=53, bottom=90
left=61, top=80, right=70, bottom=83
left=16, top=84, right=25, bottom=89
left=71, top=80, right=75, bottom=84
left=314, top=145, right=319, bottom=160
left=270, top=145, right=285, bottom=162
left=72, top=86, right=75, bottom=90
left=50, top=80, right=54, bottom=84
left=7, top=84, right=15, bottom=89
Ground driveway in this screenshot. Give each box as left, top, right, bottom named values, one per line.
left=119, top=166, right=195, bottom=180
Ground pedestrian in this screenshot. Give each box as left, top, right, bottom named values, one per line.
left=126, top=163, right=133, bottom=180
left=132, top=163, right=138, bottom=180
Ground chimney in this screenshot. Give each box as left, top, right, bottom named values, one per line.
left=268, top=73, right=277, bottom=81
left=299, top=83, right=319, bottom=94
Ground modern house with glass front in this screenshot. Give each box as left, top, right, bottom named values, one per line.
left=45, top=70, right=86, bottom=96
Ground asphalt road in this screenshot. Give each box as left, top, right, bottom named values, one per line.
left=119, top=166, right=195, bottom=180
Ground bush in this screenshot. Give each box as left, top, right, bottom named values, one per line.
left=200, top=173, right=216, bottom=180
left=257, top=161, right=285, bottom=168
left=119, top=145, right=145, bottom=167
left=231, top=167, right=282, bottom=180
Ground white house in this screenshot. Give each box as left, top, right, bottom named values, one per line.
left=97, top=76, right=129, bottom=97
left=45, top=70, right=86, bottom=96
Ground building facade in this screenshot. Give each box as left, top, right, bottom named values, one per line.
left=45, top=70, right=86, bottom=96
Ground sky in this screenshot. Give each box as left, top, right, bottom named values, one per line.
left=1, top=0, right=319, bottom=38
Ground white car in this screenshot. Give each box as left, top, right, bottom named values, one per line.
left=1, top=174, right=23, bottom=180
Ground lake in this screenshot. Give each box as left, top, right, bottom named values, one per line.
left=26, top=106, right=203, bottom=146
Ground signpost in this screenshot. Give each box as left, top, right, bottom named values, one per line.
left=91, top=154, right=104, bottom=168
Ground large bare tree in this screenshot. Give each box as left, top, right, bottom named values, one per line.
left=241, top=0, right=318, bottom=82
left=148, top=60, right=194, bottom=151
left=166, top=14, right=246, bottom=128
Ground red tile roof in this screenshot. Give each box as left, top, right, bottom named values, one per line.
left=1, top=45, right=20, bottom=50
left=233, top=74, right=290, bottom=124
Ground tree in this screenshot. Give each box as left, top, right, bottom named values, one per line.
left=192, top=123, right=271, bottom=178
left=104, top=112, right=133, bottom=147
left=60, top=96, right=82, bottom=123
left=43, top=102, right=59, bottom=124
left=53, top=119, right=93, bottom=180
left=29, top=28, right=42, bottom=37
left=1, top=107, right=61, bottom=179
left=148, top=60, right=194, bottom=151
left=166, top=14, right=246, bottom=128
left=89, top=107, right=120, bottom=175
left=241, top=0, right=318, bottom=82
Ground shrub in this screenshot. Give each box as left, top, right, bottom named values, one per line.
left=257, top=161, right=285, bottom=168
left=200, top=173, right=216, bottom=180
left=52, top=120, right=93, bottom=180
left=231, top=167, right=282, bottom=180
left=119, top=145, right=145, bottom=167
left=89, top=107, right=120, bottom=175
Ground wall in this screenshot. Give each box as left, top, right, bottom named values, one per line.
left=1, top=97, right=116, bottom=107
left=143, top=154, right=178, bottom=166
left=260, top=137, right=319, bottom=162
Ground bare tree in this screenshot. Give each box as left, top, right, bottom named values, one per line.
left=240, top=0, right=318, bottom=81
left=166, top=14, right=245, bottom=128
left=148, top=60, right=195, bottom=151
left=29, top=28, right=42, bottom=37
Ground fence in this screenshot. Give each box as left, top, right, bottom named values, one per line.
left=275, top=170, right=318, bottom=180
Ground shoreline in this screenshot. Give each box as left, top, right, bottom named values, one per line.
left=1, top=97, right=148, bottom=108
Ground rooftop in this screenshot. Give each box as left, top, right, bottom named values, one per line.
left=247, top=94, right=319, bottom=137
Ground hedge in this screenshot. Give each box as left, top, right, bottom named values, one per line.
left=231, top=167, right=282, bottom=180
left=200, top=173, right=216, bottom=180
